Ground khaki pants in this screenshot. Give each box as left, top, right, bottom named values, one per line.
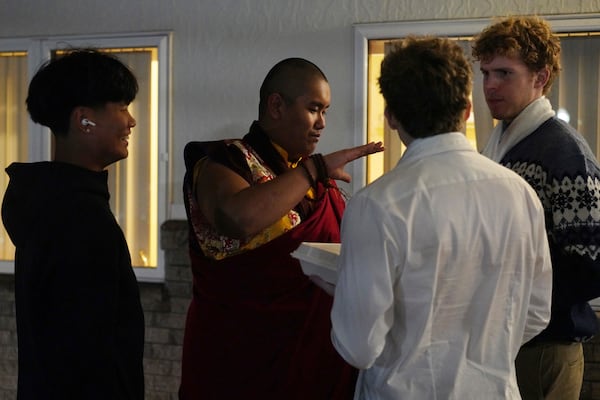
left=515, top=341, right=584, bottom=400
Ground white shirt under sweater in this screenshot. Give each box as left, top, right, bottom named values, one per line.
left=331, top=132, right=553, bottom=400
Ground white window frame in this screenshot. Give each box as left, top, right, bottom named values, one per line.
left=352, top=13, right=600, bottom=189
left=353, top=14, right=600, bottom=310
left=0, top=32, right=172, bottom=282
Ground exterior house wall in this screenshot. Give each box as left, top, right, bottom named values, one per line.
left=1, top=1, right=598, bottom=208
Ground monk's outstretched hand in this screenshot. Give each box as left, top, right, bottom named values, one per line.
left=323, top=141, right=384, bottom=182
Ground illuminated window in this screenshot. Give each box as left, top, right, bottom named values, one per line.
left=354, top=16, right=600, bottom=186
left=0, top=48, right=28, bottom=264
left=365, top=39, right=478, bottom=183
left=0, top=34, right=171, bottom=282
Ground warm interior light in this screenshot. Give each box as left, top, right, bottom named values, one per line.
left=366, top=39, right=478, bottom=184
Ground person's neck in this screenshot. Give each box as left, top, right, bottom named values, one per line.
left=54, top=141, right=102, bottom=172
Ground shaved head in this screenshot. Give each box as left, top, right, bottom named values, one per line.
left=258, top=58, right=328, bottom=117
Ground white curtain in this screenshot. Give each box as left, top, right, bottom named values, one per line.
left=548, top=35, right=600, bottom=156
left=0, top=53, right=28, bottom=261
left=106, top=50, right=156, bottom=267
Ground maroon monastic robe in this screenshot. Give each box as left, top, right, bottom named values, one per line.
left=179, top=131, right=357, bottom=400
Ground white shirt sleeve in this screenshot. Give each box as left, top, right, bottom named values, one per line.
left=331, top=193, right=402, bottom=369
left=522, top=200, right=553, bottom=344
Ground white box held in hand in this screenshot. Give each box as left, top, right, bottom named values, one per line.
left=291, top=242, right=340, bottom=284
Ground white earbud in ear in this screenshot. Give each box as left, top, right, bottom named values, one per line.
left=81, top=118, right=96, bottom=127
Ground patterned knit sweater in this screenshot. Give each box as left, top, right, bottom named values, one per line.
left=501, top=117, right=600, bottom=342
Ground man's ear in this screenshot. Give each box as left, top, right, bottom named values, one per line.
left=266, top=93, right=286, bottom=120
left=71, top=107, right=90, bottom=133
left=534, top=67, right=550, bottom=89
left=464, top=100, right=472, bottom=122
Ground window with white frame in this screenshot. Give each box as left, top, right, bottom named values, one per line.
left=0, top=33, right=171, bottom=282
left=352, top=14, right=600, bottom=308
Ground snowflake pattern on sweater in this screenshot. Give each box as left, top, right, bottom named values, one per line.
left=500, top=117, right=600, bottom=340
left=506, top=160, right=600, bottom=261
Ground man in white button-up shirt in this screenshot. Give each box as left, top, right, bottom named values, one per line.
left=330, top=36, right=553, bottom=400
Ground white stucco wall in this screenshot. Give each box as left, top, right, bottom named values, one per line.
left=1, top=0, right=600, bottom=216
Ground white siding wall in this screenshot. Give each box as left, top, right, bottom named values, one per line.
left=1, top=0, right=599, bottom=214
